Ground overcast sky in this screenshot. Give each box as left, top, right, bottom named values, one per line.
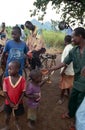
left=0, top=0, right=61, bottom=26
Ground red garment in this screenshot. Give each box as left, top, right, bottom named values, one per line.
left=3, top=76, right=26, bottom=105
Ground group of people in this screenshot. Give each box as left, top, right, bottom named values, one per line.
left=0, top=21, right=46, bottom=130
left=0, top=20, right=85, bottom=130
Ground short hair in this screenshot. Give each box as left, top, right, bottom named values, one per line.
left=10, top=60, right=21, bottom=69
left=29, top=69, right=42, bottom=81
left=74, top=27, right=85, bottom=39
left=12, top=26, right=21, bottom=35
left=21, top=24, right=24, bottom=30
left=25, top=21, right=32, bottom=26
left=64, top=35, right=71, bottom=43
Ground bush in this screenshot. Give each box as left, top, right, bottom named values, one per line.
left=43, top=30, right=65, bottom=50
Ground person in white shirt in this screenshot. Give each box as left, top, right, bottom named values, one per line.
left=58, top=35, right=74, bottom=104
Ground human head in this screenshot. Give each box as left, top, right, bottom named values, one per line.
left=1, top=22, right=5, bottom=28
left=11, top=26, right=21, bottom=41
left=29, top=69, right=42, bottom=83
left=25, top=21, right=34, bottom=31
left=72, top=27, right=85, bottom=45
left=8, top=60, right=21, bottom=76
left=64, top=35, right=72, bottom=46
left=21, top=24, right=24, bottom=30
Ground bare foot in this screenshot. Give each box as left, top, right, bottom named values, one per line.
left=27, top=120, right=35, bottom=129
left=57, top=99, right=64, bottom=105
left=0, top=126, right=10, bottom=130
left=14, top=122, right=21, bottom=130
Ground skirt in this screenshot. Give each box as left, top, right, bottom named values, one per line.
left=59, top=74, right=74, bottom=89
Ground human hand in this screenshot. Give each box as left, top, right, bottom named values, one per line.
left=10, top=102, right=15, bottom=108
left=81, top=67, right=85, bottom=76
left=34, top=93, right=41, bottom=101
left=13, top=104, right=19, bottom=110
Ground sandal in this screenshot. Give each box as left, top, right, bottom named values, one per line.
left=61, top=113, right=70, bottom=119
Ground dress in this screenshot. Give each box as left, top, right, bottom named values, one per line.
left=26, top=82, right=41, bottom=121
left=64, top=46, right=85, bottom=117
left=60, top=44, right=74, bottom=89
left=3, top=40, right=28, bottom=76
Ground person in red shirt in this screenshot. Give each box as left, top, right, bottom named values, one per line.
left=2, top=60, right=26, bottom=130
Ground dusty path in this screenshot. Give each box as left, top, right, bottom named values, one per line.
left=0, top=54, right=73, bottom=130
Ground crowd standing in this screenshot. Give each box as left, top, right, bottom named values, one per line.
left=0, top=21, right=85, bottom=130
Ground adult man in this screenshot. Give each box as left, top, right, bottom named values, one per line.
left=25, top=21, right=46, bottom=69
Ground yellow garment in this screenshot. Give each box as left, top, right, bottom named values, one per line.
left=26, top=26, right=45, bottom=52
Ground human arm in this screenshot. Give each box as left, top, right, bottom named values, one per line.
left=50, top=62, right=67, bottom=72
left=4, top=92, right=15, bottom=108
left=81, top=67, right=85, bottom=77
left=14, top=92, right=25, bottom=109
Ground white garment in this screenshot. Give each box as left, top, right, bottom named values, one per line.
left=20, top=29, right=26, bottom=41
left=61, top=44, right=74, bottom=75
left=76, top=97, right=85, bottom=130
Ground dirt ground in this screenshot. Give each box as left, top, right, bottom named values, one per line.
left=0, top=54, right=74, bottom=130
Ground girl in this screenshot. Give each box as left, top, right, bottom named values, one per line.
left=58, top=35, right=74, bottom=104
left=2, top=60, right=26, bottom=130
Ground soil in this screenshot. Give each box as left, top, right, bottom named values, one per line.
left=0, top=54, right=74, bottom=130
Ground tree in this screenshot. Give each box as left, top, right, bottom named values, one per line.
left=30, top=0, right=85, bottom=26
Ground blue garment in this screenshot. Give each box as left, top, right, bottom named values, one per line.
left=3, top=40, right=28, bottom=76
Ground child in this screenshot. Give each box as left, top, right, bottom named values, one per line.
left=2, top=60, right=26, bottom=130
left=1, top=26, right=29, bottom=77
left=58, top=35, right=74, bottom=104
left=25, top=69, right=46, bottom=129
left=0, top=26, right=29, bottom=113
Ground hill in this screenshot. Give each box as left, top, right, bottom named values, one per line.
left=31, top=19, right=52, bottom=30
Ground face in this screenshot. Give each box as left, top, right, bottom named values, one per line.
left=34, top=74, right=42, bottom=83
left=8, top=62, right=18, bottom=76
left=72, top=31, right=81, bottom=45
left=11, top=29, right=20, bottom=41
left=25, top=23, right=33, bottom=30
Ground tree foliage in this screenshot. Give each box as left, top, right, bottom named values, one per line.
left=30, top=0, right=85, bottom=26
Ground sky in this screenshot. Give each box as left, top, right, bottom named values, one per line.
left=0, top=0, right=61, bottom=26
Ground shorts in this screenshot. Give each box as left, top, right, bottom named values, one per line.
left=27, top=107, right=38, bottom=121
left=4, top=104, right=24, bottom=116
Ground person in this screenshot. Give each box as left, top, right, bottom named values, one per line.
left=58, top=35, right=74, bottom=104
left=1, top=60, right=26, bottom=130
left=0, top=26, right=29, bottom=113
left=0, top=22, right=7, bottom=46
left=25, top=21, right=46, bottom=69
left=50, top=27, right=85, bottom=130
left=20, top=24, right=26, bottom=41
left=1, top=26, right=29, bottom=77
left=25, top=69, right=47, bottom=129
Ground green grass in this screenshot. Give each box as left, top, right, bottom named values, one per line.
left=43, top=30, right=65, bottom=50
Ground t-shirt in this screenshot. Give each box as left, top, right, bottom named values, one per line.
left=64, top=46, right=85, bottom=92
left=3, top=40, right=28, bottom=76
left=3, top=76, right=26, bottom=105
left=26, top=82, right=41, bottom=108
left=61, top=44, right=74, bottom=75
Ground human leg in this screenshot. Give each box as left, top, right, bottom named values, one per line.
left=27, top=108, right=37, bottom=129
left=1, top=105, right=11, bottom=130
left=58, top=89, right=65, bottom=104
left=14, top=104, right=24, bottom=130
left=68, top=88, right=79, bottom=118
